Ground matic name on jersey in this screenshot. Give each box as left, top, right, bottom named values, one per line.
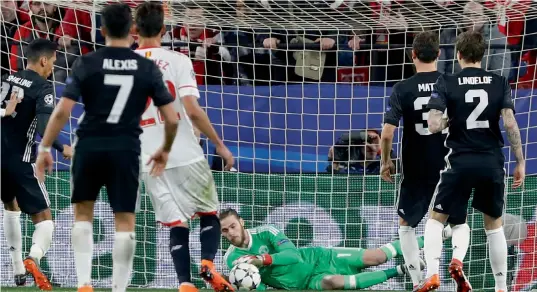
left=384, top=71, right=448, bottom=181
left=1, top=70, right=55, bottom=162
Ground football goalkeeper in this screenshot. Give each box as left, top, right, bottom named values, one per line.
left=220, top=209, right=424, bottom=290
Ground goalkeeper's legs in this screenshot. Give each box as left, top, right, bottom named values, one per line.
left=318, top=268, right=401, bottom=290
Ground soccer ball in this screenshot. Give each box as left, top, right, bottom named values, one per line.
left=229, top=263, right=262, bottom=291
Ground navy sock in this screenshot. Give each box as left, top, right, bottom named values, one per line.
left=200, top=215, right=221, bottom=261
left=170, top=226, right=191, bottom=284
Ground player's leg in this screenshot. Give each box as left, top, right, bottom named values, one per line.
left=187, top=161, right=233, bottom=292
left=445, top=215, right=473, bottom=292
left=143, top=169, right=195, bottom=292
left=310, top=268, right=401, bottom=290
left=13, top=161, right=55, bottom=290
left=419, top=169, right=471, bottom=292
left=1, top=165, right=26, bottom=285
left=70, top=150, right=104, bottom=291
left=396, top=180, right=432, bottom=287
left=105, top=151, right=141, bottom=292
left=473, top=168, right=508, bottom=292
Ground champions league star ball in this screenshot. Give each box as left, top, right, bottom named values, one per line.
left=229, top=263, right=262, bottom=291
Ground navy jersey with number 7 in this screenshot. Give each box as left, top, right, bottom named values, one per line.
left=426, top=67, right=515, bottom=169
left=62, top=47, right=174, bottom=153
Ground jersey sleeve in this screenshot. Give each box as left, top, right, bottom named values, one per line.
left=501, top=77, right=515, bottom=113
left=176, top=56, right=200, bottom=99
left=148, top=62, right=174, bottom=107
left=261, top=225, right=301, bottom=266
left=427, top=75, right=448, bottom=112
left=384, top=83, right=404, bottom=126
left=35, top=82, right=55, bottom=114
left=223, top=247, right=240, bottom=269
left=62, top=58, right=83, bottom=101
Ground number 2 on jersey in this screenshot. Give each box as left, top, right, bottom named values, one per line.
left=104, top=74, right=134, bottom=124
left=414, top=96, right=448, bottom=135
left=465, top=89, right=489, bottom=129
left=140, top=80, right=180, bottom=127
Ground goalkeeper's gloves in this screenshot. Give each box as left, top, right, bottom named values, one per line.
left=235, top=254, right=273, bottom=267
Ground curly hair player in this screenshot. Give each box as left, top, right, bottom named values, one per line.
left=220, top=209, right=426, bottom=290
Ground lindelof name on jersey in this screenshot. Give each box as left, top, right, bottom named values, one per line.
left=418, top=83, right=435, bottom=92
left=458, top=76, right=492, bottom=85
left=102, top=59, right=138, bottom=70
left=6, top=75, right=33, bottom=87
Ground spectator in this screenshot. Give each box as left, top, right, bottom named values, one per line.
left=1, top=0, right=20, bottom=76
left=56, top=9, right=93, bottom=55
left=438, top=1, right=511, bottom=77
left=172, top=3, right=232, bottom=85
left=326, top=130, right=393, bottom=175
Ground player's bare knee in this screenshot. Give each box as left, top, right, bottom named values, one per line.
left=429, top=210, right=449, bottom=224
left=321, top=275, right=344, bottom=290
left=399, top=217, right=410, bottom=226
left=30, top=208, right=52, bottom=224
left=73, top=201, right=95, bottom=222
left=3, top=199, right=20, bottom=211
left=483, top=213, right=502, bottom=230
left=114, top=212, right=136, bottom=232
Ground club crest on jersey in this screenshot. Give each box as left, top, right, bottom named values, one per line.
left=258, top=245, right=269, bottom=254
left=44, top=94, right=54, bottom=106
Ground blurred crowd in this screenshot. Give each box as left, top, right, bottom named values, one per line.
left=1, top=0, right=536, bottom=88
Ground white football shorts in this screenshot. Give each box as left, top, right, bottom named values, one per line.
left=142, top=160, right=219, bottom=226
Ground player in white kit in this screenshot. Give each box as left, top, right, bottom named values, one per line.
left=134, top=3, right=235, bottom=292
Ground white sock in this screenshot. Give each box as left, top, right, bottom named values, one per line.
left=28, top=220, right=54, bottom=262
left=72, top=221, right=93, bottom=288
left=424, top=219, right=444, bottom=278
left=398, top=226, right=422, bottom=286
left=3, top=210, right=25, bottom=275
left=112, top=232, right=136, bottom=292
left=451, top=224, right=470, bottom=263
left=486, top=227, right=508, bottom=291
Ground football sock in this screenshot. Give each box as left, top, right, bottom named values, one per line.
left=424, top=219, right=444, bottom=278
left=112, top=232, right=136, bottom=292
left=28, top=220, right=54, bottom=262
left=486, top=227, right=508, bottom=291
left=72, top=221, right=93, bottom=288
left=451, top=223, right=470, bottom=263
left=398, top=226, right=422, bottom=286
left=3, top=210, right=25, bottom=275
left=199, top=215, right=220, bottom=261
left=344, top=269, right=398, bottom=289
left=170, top=226, right=192, bottom=284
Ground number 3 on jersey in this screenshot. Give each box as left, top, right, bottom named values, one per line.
left=414, top=96, right=448, bottom=135
left=141, top=80, right=180, bottom=127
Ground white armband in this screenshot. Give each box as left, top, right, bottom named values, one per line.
left=38, top=144, right=52, bottom=153
left=0, top=109, right=5, bottom=117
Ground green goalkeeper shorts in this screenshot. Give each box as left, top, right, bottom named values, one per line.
left=305, top=247, right=367, bottom=290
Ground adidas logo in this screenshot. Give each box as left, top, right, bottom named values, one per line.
left=408, top=264, right=416, bottom=270
left=495, top=272, right=504, bottom=276
left=435, top=204, right=443, bottom=210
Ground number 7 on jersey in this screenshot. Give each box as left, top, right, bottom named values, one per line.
left=104, top=74, right=134, bottom=124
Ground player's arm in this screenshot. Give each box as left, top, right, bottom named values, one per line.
left=500, top=79, right=523, bottom=165
left=40, top=58, right=83, bottom=152
left=149, top=63, right=178, bottom=152
left=262, top=226, right=301, bottom=266
left=381, top=86, right=403, bottom=166
left=35, top=83, right=68, bottom=153
left=427, top=75, right=449, bottom=133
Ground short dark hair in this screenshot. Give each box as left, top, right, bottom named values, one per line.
left=219, top=208, right=241, bottom=220
left=456, top=31, right=486, bottom=63
left=412, top=31, right=439, bottom=63
left=101, top=3, right=132, bottom=39
left=26, top=39, right=57, bottom=64
left=135, top=2, right=165, bottom=38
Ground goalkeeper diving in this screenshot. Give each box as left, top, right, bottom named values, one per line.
left=220, top=209, right=425, bottom=290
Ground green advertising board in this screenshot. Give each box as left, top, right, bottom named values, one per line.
left=1, top=172, right=536, bottom=291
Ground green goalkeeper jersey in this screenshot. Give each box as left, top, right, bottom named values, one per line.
left=224, top=225, right=315, bottom=290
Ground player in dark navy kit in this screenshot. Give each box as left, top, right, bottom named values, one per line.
left=381, top=31, right=461, bottom=290
left=417, top=31, right=525, bottom=292
left=1, top=38, right=73, bottom=290
left=35, top=4, right=179, bottom=292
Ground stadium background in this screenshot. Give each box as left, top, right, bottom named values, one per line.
left=1, top=0, right=537, bottom=291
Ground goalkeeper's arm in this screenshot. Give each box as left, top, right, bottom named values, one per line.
left=263, top=227, right=301, bottom=266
